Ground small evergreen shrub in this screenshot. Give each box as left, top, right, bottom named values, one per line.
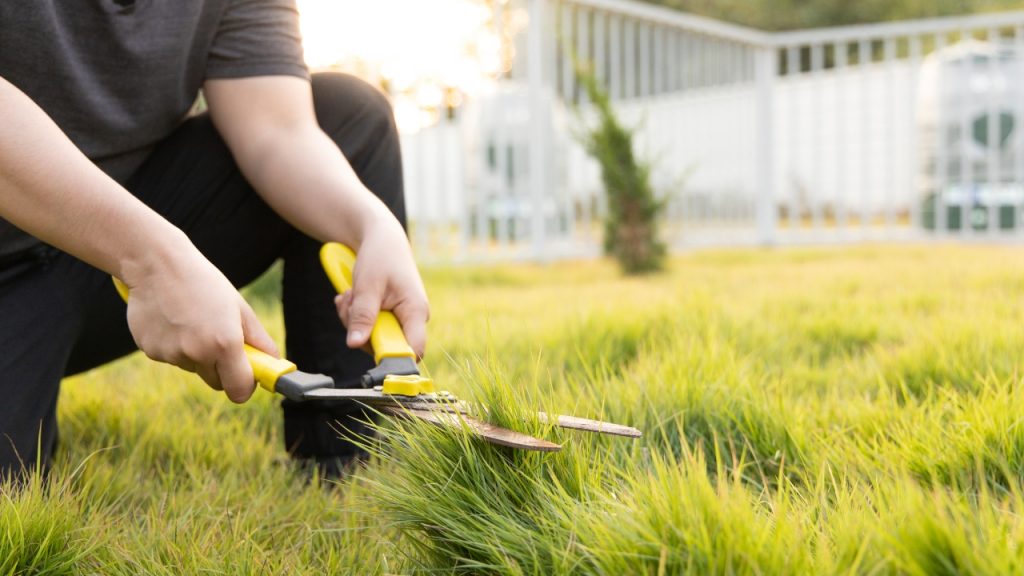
left=576, top=64, right=667, bottom=274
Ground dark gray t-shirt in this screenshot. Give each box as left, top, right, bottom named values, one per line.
left=0, top=0, right=309, bottom=257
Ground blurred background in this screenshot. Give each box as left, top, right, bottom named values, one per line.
left=295, top=0, right=1024, bottom=262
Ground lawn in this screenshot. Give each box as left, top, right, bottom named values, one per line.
left=6, top=244, right=1024, bottom=574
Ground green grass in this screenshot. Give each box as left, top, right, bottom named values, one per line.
left=8, top=244, right=1024, bottom=573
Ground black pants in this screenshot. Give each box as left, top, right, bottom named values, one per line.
left=0, top=73, right=404, bottom=476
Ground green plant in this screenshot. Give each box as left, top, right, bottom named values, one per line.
left=575, top=64, right=667, bottom=274
left=13, top=245, right=1024, bottom=573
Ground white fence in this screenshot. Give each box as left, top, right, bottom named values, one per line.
left=400, top=0, right=1024, bottom=262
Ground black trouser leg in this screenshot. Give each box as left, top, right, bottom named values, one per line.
left=0, top=248, right=80, bottom=479
left=0, top=72, right=406, bottom=477
left=281, top=74, right=407, bottom=469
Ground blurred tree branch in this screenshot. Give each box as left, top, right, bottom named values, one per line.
left=639, top=0, right=1024, bottom=30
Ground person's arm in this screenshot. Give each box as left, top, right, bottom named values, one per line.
left=203, top=75, right=429, bottom=357
left=0, top=76, right=278, bottom=402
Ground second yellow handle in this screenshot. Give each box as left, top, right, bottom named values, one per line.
left=319, top=242, right=417, bottom=364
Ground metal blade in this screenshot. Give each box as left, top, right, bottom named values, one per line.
left=382, top=407, right=561, bottom=452
left=302, top=387, right=459, bottom=407
left=302, top=387, right=389, bottom=402
left=301, top=388, right=638, bottom=442
left=537, top=412, right=643, bottom=438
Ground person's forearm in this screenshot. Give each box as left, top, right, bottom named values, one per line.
left=204, top=75, right=428, bottom=355
left=0, top=77, right=192, bottom=281
left=229, top=122, right=399, bottom=248
left=0, top=77, right=278, bottom=400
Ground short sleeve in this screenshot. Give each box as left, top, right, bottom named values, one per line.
left=206, top=0, right=309, bottom=81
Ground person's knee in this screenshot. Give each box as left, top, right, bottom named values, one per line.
left=311, top=73, right=398, bottom=144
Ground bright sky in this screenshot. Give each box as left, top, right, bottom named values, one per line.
left=296, top=0, right=505, bottom=91
left=296, top=0, right=515, bottom=132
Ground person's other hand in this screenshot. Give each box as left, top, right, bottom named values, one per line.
left=121, top=245, right=279, bottom=403
left=334, top=217, right=429, bottom=359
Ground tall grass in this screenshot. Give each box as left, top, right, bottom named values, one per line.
left=6, top=244, right=1024, bottom=573
left=0, top=470, right=101, bottom=575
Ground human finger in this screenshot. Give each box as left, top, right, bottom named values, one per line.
left=216, top=343, right=257, bottom=404
left=393, top=301, right=429, bottom=360
left=240, top=300, right=279, bottom=358
left=345, top=287, right=382, bottom=349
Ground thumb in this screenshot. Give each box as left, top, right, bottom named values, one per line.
left=346, top=288, right=382, bottom=350
left=240, top=300, right=280, bottom=358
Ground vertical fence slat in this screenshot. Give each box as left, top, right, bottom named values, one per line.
left=594, top=10, right=607, bottom=84
left=624, top=18, right=636, bottom=98
left=609, top=14, right=622, bottom=99
left=640, top=22, right=651, bottom=97
left=756, top=46, right=778, bottom=244
left=653, top=25, right=665, bottom=95
left=437, top=121, right=452, bottom=255
left=560, top=3, right=574, bottom=103
left=413, top=127, right=430, bottom=252
left=732, top=40, right=743, bottom=85
left=717, top=38, right=726, bottom=86
left=785, top=45, right=799, bottom=229
left=684, top=32, right=694, bottom=89
left=959, top=29, right=975, bottom=237
left=697, top=34, right=707, bottom=89
left=835, top=41, right=849, bottom=231
left=986, top=27, right=1000, bottom=234
left=810, top=43, right=824, bottom=231
left=883, top=36, right=897, bottom=229
left=694, top=33, right=705, bottom=89
left=588, top=9, right=606, bottom=245
left=472, top=107, right=488, bottom=258
left=669, top=28, right=680, bottom=91
left=858, top=38, right=871, bottom=232
left=494, top=111, right=510, bottom=249
left=576, top=8, right=591, bottom=105
left=934, top=32, right=949, bottom=235
left=908, top=35, right=922, bottom=234
left=527, top=0, right=547, bottom=258
left=1017, top=26, right=1024, bottom=232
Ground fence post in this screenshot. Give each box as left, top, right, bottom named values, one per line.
left=754, top=44, right=777, bottom=245
left=528, top=0, right=549, bottom=259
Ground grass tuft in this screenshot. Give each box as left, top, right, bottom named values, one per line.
left=0, top=466, right=105, bottom=575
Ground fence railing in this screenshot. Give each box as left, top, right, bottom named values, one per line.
left=400, top=0, right=1024, bottom=262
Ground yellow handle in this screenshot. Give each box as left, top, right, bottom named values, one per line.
left=319, top=242, right=417, bottom=364
left=245, top=345, right=297, bottom=393
left=111, top=277, right=296, bottom=393
left=112, top=276, right=130, bottom=301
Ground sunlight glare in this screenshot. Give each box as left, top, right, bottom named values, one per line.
left=297, top=0, right=501, bottom=88
left=297, top=0, right=512, bottom=132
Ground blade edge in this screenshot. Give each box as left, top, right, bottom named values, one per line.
left=537, top=412, right=642, bottom=438
left=383, top=407, right=561, bottom=452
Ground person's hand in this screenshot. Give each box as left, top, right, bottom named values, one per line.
left=120, top=241, right=279, bottom=403
left=334, top=216, right=429, bottom=359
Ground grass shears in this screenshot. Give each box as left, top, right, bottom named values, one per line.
left=115, top=242, right=641, bottom=452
